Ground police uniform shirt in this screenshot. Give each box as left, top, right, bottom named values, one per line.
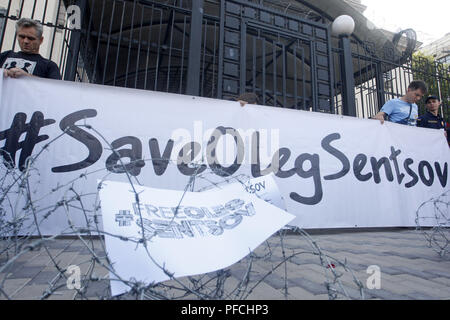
left=0, top=50, right=61, bottom=80
left=416, top=111, right=445, bottom=129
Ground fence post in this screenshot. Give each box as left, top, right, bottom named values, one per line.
left=339, top=35, right=356, bottom=117
left=186, top=0, right=203, bottom=96
left=375, top=62, right=386, bottom=110
left=64, top=0, right=86, bottom=81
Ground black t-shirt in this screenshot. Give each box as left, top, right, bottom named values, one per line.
left=0, top=50, right=61, bottom=80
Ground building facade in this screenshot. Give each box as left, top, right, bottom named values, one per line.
left=420, top=33, right=450, bottom=64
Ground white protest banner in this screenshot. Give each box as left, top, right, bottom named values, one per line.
left=0, top=74, right=448, bottom=234
left=99, top=180, right=295, bottom=296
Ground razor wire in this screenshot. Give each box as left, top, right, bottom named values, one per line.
left=415, top=189, right=450, bottom=258
left=0, top=122, right=420, bottom=300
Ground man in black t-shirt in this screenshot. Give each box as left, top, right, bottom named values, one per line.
left=0, top=18, right=60, bottom=80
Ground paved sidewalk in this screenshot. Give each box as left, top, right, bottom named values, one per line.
left=0, top=228, right=449, bottom=300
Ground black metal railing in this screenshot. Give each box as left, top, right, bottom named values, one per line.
left=331, top=37, right=450, bottom=121
left=0, top=0, right=448, bottom=123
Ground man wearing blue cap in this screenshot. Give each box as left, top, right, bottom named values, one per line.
left=417, top=95, right=445, bottom=129
left=417, top=95, right=449, bottom=145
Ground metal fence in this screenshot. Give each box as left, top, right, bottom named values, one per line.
left=0, top=0, right=449, bottom=121
left=331, top=36, right=450, bottom=121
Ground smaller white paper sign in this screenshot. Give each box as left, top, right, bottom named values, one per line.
left=243, top=174, right=287, bottom=211
left=99, top=180, right=295, bottom=296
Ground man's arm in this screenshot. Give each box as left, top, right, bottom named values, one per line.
left=0, top=51, right=28, bottom=78
left=238, top=100, right=248, bottom=107
left=371, top=100, right=395, bottom=124
left=3, top=61, right=61, bottom=80
left=372, top=111, right=386, bottom=124
left=3, top=67, right=31, bottom=78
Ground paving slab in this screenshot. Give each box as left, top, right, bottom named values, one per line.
left=0, top=228, right=449, bottom=300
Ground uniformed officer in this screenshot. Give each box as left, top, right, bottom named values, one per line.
left=417, top=95, right=449, bottom=146
left=417, top=95, right=445, bottom=129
